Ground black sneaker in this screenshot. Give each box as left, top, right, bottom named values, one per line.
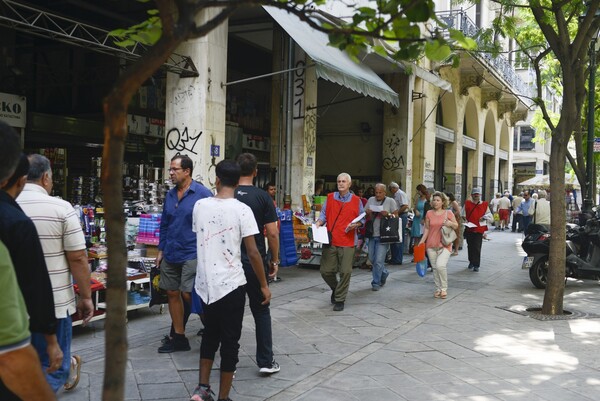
left=333, top=302, right=344, bottom=311
left=161, top=335, right=172, bottom=345
left=158, top=336, right=191, bottom=353
left=259, top=360, right=281, bottom=374
left=473, top=267, right=479, bottom=272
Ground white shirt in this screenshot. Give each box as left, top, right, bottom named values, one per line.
left=394, top=188, right=409, bottom=212
left=192, top=197, right=258, bottom=305
left=17, top=183, right=86, bottom=318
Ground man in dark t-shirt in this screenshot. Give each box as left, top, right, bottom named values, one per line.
left=235, top=153, right=281, bottom=375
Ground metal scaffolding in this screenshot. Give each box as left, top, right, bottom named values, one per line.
left=0, top=0, right=198, bottom=77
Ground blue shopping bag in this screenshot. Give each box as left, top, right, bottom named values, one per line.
left=416, top=260, right=427, bottom=277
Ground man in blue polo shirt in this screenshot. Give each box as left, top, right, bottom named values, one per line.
left=157, top=155, right=212, bottom=353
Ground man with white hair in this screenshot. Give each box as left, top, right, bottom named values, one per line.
left=529, top=190, right=551, bottom=228
left=388, top=181, right=408, bottom=264
left=489, top=193, right=502, bottom=230
left=315, top=173, right=365, bottom=311
left=497, top=193, right=511, bottom=231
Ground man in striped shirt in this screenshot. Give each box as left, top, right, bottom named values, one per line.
left=17, top=154, right=93, bottom=393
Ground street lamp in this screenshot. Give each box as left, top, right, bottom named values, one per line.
left=582, top=1, right=600, bottom=216
left=583, top=35, right=597, bottom=215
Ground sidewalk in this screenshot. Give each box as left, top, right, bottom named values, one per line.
left=64, top=231, right=600, bottom=401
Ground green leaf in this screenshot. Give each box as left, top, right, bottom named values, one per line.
left=449, top=30, right=477, bottom=50
left=113, top=39, right=136, bottom=47
left=424, top=41, right=452, bottom=61
left=372, top=45, right=388, bottom=57
left=405, top=1, right=432, bottom=23
left=357, top=7, right=376, bottom=18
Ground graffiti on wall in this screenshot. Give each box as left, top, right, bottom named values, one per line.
left=166, top=127, right=202, bottom=155
left=382, top=129, right=405, bottom=172
left=173, top=85, right=196, bottom=109
left=293, top=60, right=306, bottom=120
left=304, top=113, right=316, bottom=156
left=206, top=134, right=218, bottom=188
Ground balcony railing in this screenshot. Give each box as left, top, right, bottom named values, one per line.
left=435, top=10, right=535, bottom=100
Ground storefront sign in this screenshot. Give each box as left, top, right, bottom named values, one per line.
left=594, top=138, right=600, bottom=153
left=127, top=114, right=165, bottom=138
left=0, top=92, right=26, bottom=128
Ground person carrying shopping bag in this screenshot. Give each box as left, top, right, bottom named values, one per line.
left=418, top=192, right=458, bottom=299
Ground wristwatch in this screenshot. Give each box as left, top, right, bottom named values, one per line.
left=270, top=260, right=280, bottom=266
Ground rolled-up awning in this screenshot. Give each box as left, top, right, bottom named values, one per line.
left=264, top=6, right=400, bottom=107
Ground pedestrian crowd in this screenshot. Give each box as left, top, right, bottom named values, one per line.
left=1, top=117, right=561, bottom=401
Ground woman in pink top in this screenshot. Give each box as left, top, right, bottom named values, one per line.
left=418, top=192, right=458, bottom=299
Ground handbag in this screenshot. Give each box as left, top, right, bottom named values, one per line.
left=379, top=216, right=400, bottom=243
left=441, top=211, right=457, bottom=246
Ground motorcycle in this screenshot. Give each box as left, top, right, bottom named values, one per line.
left=521, top=208, right=600, bottom=289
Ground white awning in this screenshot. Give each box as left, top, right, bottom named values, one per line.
left=264, top=6, right=399, bottom=107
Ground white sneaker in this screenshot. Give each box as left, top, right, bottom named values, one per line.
left=259, top=361, right=280, bottom=374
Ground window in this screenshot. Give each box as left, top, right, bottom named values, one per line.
left=519, top=126, right=535, bottom=151
left=514, top=51, right=530, bottom=70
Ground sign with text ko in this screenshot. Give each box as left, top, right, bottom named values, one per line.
left=594, top=138, right=600, bottom=153
left=0, top=92, right=26, bottom=128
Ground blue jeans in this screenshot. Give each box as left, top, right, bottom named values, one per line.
left=368, top=237, right=389, bottom=288
left=522, top=215, right=532, bottom=233
left=31, top=314, right=72, bottom=392
left=390, top=213, right=407, bottom=263
left=242, top=261, right=273, bottom=368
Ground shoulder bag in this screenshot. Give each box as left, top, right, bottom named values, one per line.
left=364, top=199, right=384, bottom=238
left=441, top=210, right=457, bottom=246
left=380, top=214, right=400, bottom=243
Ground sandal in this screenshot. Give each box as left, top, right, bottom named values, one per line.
left=440, top=291, right=447, bottom=299
left=434, top=291, right=441, bottom=298
left=451, top=251, right=459, bottom=256
left=64, top=355, right=82, bottom=391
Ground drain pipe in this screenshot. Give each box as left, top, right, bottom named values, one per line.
left=283, top=36, right=294, bottom=209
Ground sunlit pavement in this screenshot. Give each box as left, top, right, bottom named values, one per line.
left=66, top=230, right=600, bottom=400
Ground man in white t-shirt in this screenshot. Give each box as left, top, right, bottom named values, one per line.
left=190, top=160, right=271, bottom=401
left=489, top=193, right=502, bottom=229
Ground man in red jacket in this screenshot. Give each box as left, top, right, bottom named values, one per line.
left=461, top=188, right=492, bottom=272
left=315, top=173, right=365, bottom=311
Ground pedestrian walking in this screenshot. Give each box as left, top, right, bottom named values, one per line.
left=156, top=155, right=212, bottom=353
left=0, top=121, right=57, bottom=401
left=517, top=191, right=534, bottom=233
left=365, top=183, right=398, bottom=291
left=235, top=153, right=281, bottom=374
left=190, top=160, right=271, bottom=401
left=17, top=154, right=94, bottom=392
left=315, top=172, right=365, bottom=311
left=461, top=187, right=493, bottom=272
left=419, top=192, right=458, bottom=299
left=388, top=181, right=409, bottom=264
left=511, top=192, right=524, bottom=232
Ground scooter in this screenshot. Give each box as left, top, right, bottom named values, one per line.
left=521, top=208, right=600, bottom=289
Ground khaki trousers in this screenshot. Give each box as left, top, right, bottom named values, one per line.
left=320, top=245, right=355, bottom=302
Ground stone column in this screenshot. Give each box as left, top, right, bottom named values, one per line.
left=164, top=10, right=228, bottom=189
left=269, top=39, right=316, bottom=210
left=382, top=73, right=412, bottom=195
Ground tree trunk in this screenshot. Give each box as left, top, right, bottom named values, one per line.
left=542, top=120, right=568, bottom=314
left=101, top=34, right=184, bottom=400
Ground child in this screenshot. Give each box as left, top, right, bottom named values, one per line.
left=190, top=160, right=271, bottom=401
